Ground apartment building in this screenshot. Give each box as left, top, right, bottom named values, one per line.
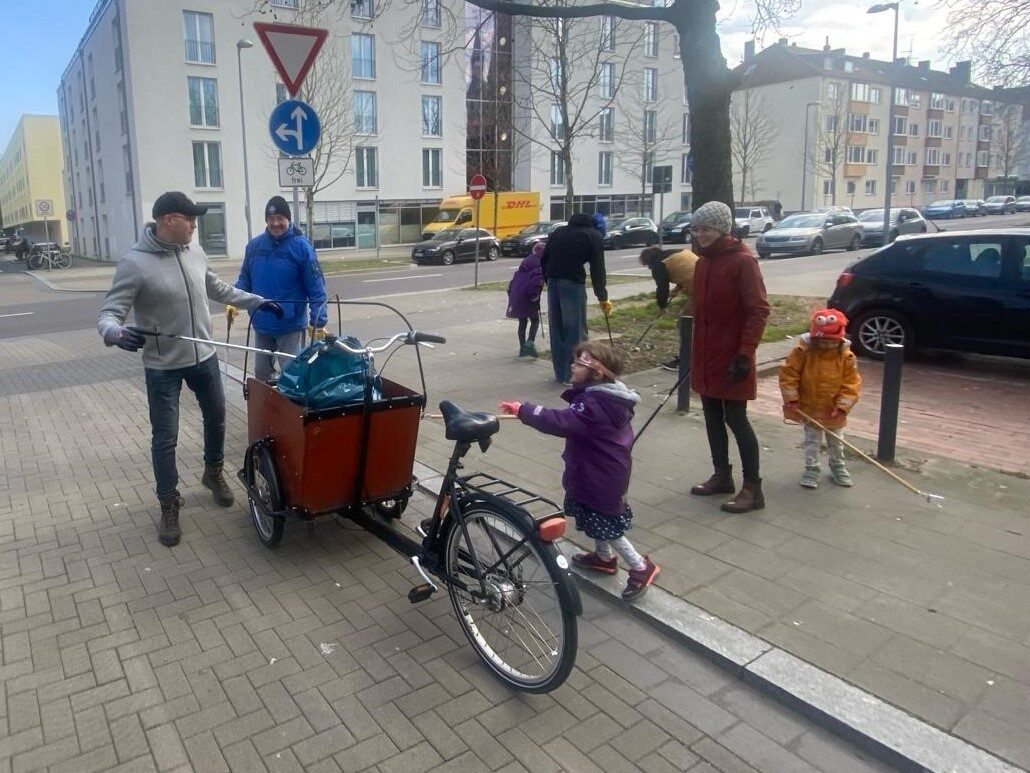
left=60, top=0, right=688, bottom=261
left=0, top=115, right=69, bottom=243
left=730, top=41, right=1026, bottom=212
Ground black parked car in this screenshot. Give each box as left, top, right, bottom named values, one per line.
left=411, top=228, right=500, bottom=266
left=603, top=217, right=659, bottom=249
left=499, top=220, right=566, bottom=257
left=659, top=211, right=692, bottom=243
left=827, top=229, right=1030, bottom=360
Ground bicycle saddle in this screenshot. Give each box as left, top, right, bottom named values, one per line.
left=439, top=400, right=500, bottom=443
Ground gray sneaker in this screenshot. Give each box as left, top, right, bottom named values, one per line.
left=800, top=466, right=820, bottom=489
left=830, top=466, right=853, bottom=487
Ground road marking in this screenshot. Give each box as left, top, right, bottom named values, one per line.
left=0, top=311, right=34, bottom=319
left=363, top=273, right=442, bottom=283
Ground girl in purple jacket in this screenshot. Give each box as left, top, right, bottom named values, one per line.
left=506, top=242, right=545, bottom=358
left=500, top=341, right=660, bottom=601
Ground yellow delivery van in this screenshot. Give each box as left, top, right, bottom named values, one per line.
left=421, top=192, right=541, bottom=240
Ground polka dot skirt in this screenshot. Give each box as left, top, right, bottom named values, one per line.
left=563, top=496, right=633, bottom=541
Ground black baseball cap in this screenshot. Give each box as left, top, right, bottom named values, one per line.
left=152, top=191, right=208, bottom=219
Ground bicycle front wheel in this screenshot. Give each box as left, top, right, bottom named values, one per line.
left=444, top=505, right=577, bottom=693
left=54, top=252, right=71, bottom=269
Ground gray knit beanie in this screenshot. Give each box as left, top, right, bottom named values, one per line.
left=691, top=201, right=734, bottom=235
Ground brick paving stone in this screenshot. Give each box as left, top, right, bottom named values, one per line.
left=110, top=713, right=151, bottom=763
left=411, top=709, right=469, bottom=760
left=375, top=739, right=446, bottom=773
left=609, top=718, right=673, bottom=762
left=48, top=744, right=119, bottom=773
left=291, top=724, right=356, bottom=766
left=145, top=723, right=190, bottom=772
left=452, top=718, right=516, bottom=770
left=183, top=731, right=230, bottom=773
left=221, top=739, right=266, bottom=773
left=690, top=736, right=760, bottom=773
left=333, top=733, right=399, bottom=773
left=542, top=737, right=605, bottom=773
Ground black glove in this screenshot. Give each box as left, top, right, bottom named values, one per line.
left=257, top=300, right=284, bottom=318
left=726, top=354, right=751, bottom=383
left=103, top=325, right=146, bottom=352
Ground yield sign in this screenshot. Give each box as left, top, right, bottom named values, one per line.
left=253, top=22, right=328, bottom=97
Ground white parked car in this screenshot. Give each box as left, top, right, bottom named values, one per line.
left=733, top=206, right=775, bottom=236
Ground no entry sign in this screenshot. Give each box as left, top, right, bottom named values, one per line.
left=469, top=173, right=488, bottom=200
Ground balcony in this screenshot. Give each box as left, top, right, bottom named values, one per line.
left=185, top=39, right=215, bottom=64
left=843, top=163, right=866, bottom=178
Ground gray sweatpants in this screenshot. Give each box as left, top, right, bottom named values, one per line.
left=254, top=329, right=306, bottom=383
left=804, top=423, right=846, bottom=470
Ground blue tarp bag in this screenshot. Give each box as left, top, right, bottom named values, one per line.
left=276, top=336, right=382, bottom=409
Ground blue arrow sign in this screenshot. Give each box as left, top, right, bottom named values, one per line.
left=269, top=99, right=321, bottom=156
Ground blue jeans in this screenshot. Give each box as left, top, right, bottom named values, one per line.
left=254, top=329, right=305, bottom=383
left=145, top=355, right=225, bottom=501
left=546, top=278, right=588, bottom=382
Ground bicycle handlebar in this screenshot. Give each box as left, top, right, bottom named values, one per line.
left=328, top=330, right=446, bottom=355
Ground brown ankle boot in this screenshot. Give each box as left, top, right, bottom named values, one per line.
left=721, top=479, right=765, bottom=513
left=158, top=495, right=182, bottom=547
left=690, top=467, right=735, bottom=496
left=202, top=462, right=235, bottom=507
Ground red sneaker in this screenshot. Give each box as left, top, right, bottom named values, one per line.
left=571, top=552, right=618, bottom=575
left=622, top=557, right=659, bottom=601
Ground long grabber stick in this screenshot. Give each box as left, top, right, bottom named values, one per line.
left=133, top=330, right=298, bottom=361
left=631, top=309, right=665, bottom=352
left=795, top=409, right=944, bottom=506
left=603, top=312, right=614, bottom=347
left=632, top=367, right=691, bottom=448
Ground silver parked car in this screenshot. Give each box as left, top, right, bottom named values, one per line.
left=756, top=211, right=863, bottom=258
left=1015, top=196, right=1030, bottom=213
left=857, top=208, right=928, bottom=246
left=983, top=195, right=1017, bottom=215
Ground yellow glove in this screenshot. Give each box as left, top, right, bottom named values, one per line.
left=225, top=305, right=238, bottom=324
left=307, top=325, right=327, bottom=341
left=599, top=300, right=614, bottom=316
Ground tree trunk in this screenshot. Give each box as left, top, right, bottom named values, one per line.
left=563, top=144, right=575, bottom=216
left=740, top=167, right=747, bottom=208
left=305, top=189, right=315, bottom=239
left=676, top=1, right=734, bottom=211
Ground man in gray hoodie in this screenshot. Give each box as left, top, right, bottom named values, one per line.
left=98, top=192, right=283, bottom=547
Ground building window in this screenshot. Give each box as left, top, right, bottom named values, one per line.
left=117, top=83, right=128, bottom=134
left=420, top=41, right=441, bottom=84
left=187, top=77, right=219, bottom=127
left=945, top=97, right=956, bottom=112
left=923, top=179, right=936, bottom=193
left=351, top=0, right=373, bottom=19
left=599, top=62, right=614, bottom=98
left=356, top=147, right=378, bottom=187
left=865, top=180, right=876, bottom=195
left=644, top=22, right=658, bottom=57
left=826, top=114, right=839, bottom=132
left=850, top=82, right=879, bottom=102
left=943, top=125, right=953, bottom=139
left=978, top=124, right=992, bottom=141
left=123, top=145, right=133, bottom=194
left=846, top=146, right=867, bottom=163
left=927, top=119, right=942, bottom=138
left=422, top=148, right=442, bottom=187
left=549, top=58, right=564, bottom=92
left=598, top=151, right=613, bottom=185
left=867, top=149, right=878, bottom=164
left=925, top=147, right=942, bottom=165
left=183, top=11, right=215, bottom=64
left=942, top=151, right=952, bottom=165
left=550, top=104, right=565, bottom=141
left=940, top=179, right=950, bottom=192
left=907, top=150, right=917, bottom=165
left=421, top=95, right=441, bottom=136
left=976, top=150, right=989, bottom=166
left=598, top=107, right=614, bottom=142
left=822, top=180, right=835, bottom=196
left=929, top=92, right=945, bottom=109
left=892, top=116, right=906, bottom=135
left=270, top=0, right=299, bottom=6
left=600, top=16, right=615, bottom=50
left=198, top=203, right=226, bottom=255
left=643, top=110, right=657, bottom=143
left=644, top=68, right=658, bottom=102
left=827, top=82, right=841, bottom=100
left=846, top=180, right=856, bottom=195
left=351, top=33, right=376, bottom=79
left=97, top=160, right=105, bottom=203
left=681, top=153, right=692, bottom=184
left=644, top=152, right=655, bottom=184
left=113, top=17, right=122, bottom=72
left=550, top=151, right=566, bottom=186
left=420, top=0, right=441, bottom=27
left=904, top=180, right=916, bottom=194
left=192, top=141, right=222, bottom=188
left=908, top=122, right=919, bottom=137
left=354, top=91, right=377, bottom=134
left=682, top=113, right=689, bottom=144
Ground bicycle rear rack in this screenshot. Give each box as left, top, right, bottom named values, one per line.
left=459, top=472, right=563, bottom=522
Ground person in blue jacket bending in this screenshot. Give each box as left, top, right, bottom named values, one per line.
left=227, top=195, right=328, bottom=383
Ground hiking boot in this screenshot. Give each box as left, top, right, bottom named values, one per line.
left=690, top=467, right=735, bottom=496
left=800, top=466, right=820, bottom=489
left=202, top=462, right=234, bottom=507
left=660, top=357, right=680, bottom=372
left=571, top=552, right=618, bottom=575
left=622, top=557, right=660, bottom=601
left=518, top=342, right=531, bottom=357
left=721, top=479, right=766, bottom=513
left=524, top=341, right=538, bottom=358
left=830, top=465, right=853, bottom=487
left=158, top=495, right=182, bottom=547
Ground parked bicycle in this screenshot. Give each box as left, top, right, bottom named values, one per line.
left=27, top=245, right=71, bottom=270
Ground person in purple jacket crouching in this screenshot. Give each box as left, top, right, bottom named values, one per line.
left=500, top=341, right=660, bottom=601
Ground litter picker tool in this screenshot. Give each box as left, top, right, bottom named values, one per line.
left=631, top=309, right=665, bottom=352
left=603, top=312, right=614, bottom=347
left=632, top=366, right=691, bottom=447
left=795, top=409, right=944, bottom=506
left=132, top=329, right=299, bottom=361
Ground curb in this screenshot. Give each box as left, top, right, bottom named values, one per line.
left=22, top=270, right=107, bottom=294
left=410, top=461, right=1017, bottom=773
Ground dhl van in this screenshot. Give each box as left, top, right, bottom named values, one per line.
left=421, top=192, right=541, bottom=240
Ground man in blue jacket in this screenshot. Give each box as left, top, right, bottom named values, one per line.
left=228, top=196, right=328, bottom=383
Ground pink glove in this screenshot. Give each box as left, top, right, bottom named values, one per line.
left=830, top=407, right=845, bottom=418
left=499, top=401, right=522, bottom=416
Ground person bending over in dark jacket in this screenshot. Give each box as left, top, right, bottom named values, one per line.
left=639, top=246, right=699, bottom=371
left=540, top=212, right=611, bottom=384
left=227, top=196, right=327, bottom=383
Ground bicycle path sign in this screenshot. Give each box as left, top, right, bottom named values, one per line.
left=278, top=157, right=314, bottom=188
left=269, top=99, right=321, bottom=156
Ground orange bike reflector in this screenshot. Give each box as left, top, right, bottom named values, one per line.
left=537, top=516, right=566, bottom=542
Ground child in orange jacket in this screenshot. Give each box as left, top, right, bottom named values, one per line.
left=779, top=309, right=861, bottom=488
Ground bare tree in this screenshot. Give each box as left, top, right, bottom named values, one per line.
left=992, top=105, right=1026, bottom=189
left=251, top=0, right=800, bottom=211
left=938, top=0, right=1029, bottom=87
left=730, top=89, right=777, bottom=207
left=808, top=84, right=848, bottom=205
left=614, top=74, right=682, bottom=201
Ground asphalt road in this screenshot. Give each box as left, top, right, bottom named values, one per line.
left=0, top=212, right=1026, bottom=340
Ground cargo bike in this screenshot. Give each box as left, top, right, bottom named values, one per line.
left=235, top=300, right=581, bottom=693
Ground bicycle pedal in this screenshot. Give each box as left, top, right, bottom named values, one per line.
left=407, top=583, right=435, bottom=603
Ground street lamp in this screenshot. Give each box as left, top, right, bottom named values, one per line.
left=236, top=39, right=255, bottom=242
left=868, top=2, right=900, bottom=244
left=800, top=101, right=821, bottom=211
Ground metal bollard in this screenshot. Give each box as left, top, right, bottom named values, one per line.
left=676, top=315, right=693, bottom=412
left=876, top=343, right=904, bottom=462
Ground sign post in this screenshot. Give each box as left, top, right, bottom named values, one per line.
left=651, top=165, right=672, bottom=247
left=35, top=199, right=54, bottom=246
left=469, top=173, right=488, bottom=288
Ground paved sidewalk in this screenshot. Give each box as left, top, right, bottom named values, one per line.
left=0, top=328, right=891, bottom=772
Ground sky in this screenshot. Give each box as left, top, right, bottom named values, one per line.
left=0, top=0, right=956, bottom=147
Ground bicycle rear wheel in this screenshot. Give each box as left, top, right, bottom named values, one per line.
left=54, top=251, right=71, bottom=269
left=443, top=504, right=577, bottom=693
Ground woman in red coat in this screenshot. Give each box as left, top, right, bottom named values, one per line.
left=687, top=201, right=771, bottom=513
